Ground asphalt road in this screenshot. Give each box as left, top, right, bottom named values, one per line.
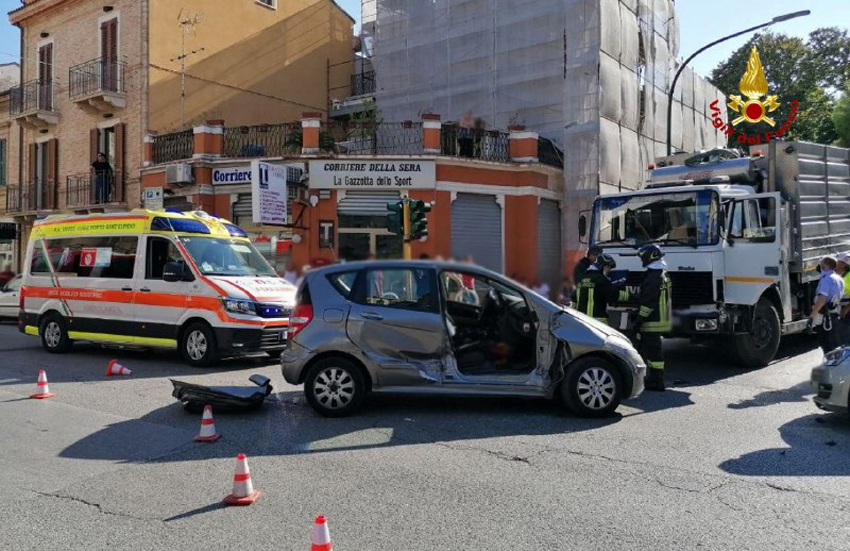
left=0, top=321, right=848, bottom=550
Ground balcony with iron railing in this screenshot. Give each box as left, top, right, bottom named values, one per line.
left=66, top=170, right=125, bottom=208
left=537, top=136, right=564, bottom=169
left=4, top=181, right=54, bottom=214
left=440, top=125, right=510, bottom=163
left=351, top=70, right=375, bottom=97
left=69, top=57, right=126, bottom=111
left=322, top=120, right=423, bottom=155
left=9, top=80, right=59, bottom=128
left=151, top=130, right=194, bottom=164
left=223, top=123, right=301, bottom=158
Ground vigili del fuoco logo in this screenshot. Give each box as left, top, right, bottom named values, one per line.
left=710, top=46, right=799, bottom=146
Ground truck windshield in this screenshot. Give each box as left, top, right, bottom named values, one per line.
left=180, top=237, right=278, bottom=277
left=593, top=190, right=719, bottom=247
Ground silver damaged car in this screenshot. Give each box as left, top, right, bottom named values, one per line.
left=281, top=261, right=646, bottom=418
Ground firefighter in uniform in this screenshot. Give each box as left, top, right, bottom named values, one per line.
left=634, top=244, right=672, bottom=392
left=575, top=253, right=629, bottom=324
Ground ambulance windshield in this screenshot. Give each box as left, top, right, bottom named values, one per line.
left=180, top=237, right=277, bottom=277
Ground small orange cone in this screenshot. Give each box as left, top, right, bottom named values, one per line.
left=223, top=453, right=260, bottom=506
left=30, top=370, right=55, bottom=399
left=311, top=515, right=333, bottom=551
left=106, top=359, right=132, bottom=376
left=194, top=405, right=221, bottom=442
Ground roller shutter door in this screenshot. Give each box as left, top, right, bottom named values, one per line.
left=451, top=193, right=502, bottom=272
left=538, top=199, right=562, bottom=296
left=337, top=190, right=401, bottom=216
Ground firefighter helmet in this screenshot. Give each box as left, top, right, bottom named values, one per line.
left=595, top=253, right=617, bottom=271
left=637, top=244, right=664, bottom=267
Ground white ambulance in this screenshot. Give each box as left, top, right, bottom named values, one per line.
left=19, top=210, right=296, bottom=366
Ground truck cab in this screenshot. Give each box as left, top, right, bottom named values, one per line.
left=582, top=141, right=850, bottom=366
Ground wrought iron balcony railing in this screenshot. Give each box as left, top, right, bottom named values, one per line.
left=440, top=125, right=510, bottom=163
left=4, top=181, right=53, bottom=213
left=69, top=57, right=126, bottom=100
left=151, top=130, right=194, bottom=164
left=9, top=80, right=57, bottom=116
left=66, top=170, right=124, bottom=208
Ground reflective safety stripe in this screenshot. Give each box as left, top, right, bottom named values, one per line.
left=67, top=331, right=178, bottom=348
left=586, top=287, right=595, bottom=317
left=618, top=289, right=630, bottom=302
left=639, top=305, right=654, bottom=317
left=25, top=325, right=39, bottom=336
left=649, top=360, right=665, bottom=370
left=641, top=321, right=672, bottom=332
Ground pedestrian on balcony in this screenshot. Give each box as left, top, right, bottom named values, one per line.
left=458, top=110, right=475, bottom=158
left=91, top=152, right=113, bottom=204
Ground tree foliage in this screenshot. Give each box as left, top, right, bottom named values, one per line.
left=709, top=28, right=850, bottom=145
left=834, top=90, right=850, bottom=147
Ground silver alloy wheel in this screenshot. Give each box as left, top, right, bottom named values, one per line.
left=44, top=321, right=61, bottom=348
left=186, top=330, right=208, bottom=361
left=576, top=366, right=616, bottom=410
left=313, top=367, right=356, bottom=410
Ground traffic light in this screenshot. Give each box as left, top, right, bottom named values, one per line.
left=386, top=201, right=404, bottom=236
left=409, top=199, right=432, bottom=241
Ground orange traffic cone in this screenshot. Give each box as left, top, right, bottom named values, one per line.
left=106, top=359, right=132, bottom=376
left=194, top=405, right=221, bottom=442
left=30, top=370, right=55, bottom=399
left=223, top=453, right=260, bottom=506
left=311, top=515, right=333, bottom=551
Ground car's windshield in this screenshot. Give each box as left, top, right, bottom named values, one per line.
left=180, top=237, right=277, bottom=277
left=592, top=190, right=719, bottom=247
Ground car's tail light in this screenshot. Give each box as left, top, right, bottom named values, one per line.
left=288, top=304, right=313, bottom=338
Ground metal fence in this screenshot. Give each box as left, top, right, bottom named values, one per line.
left=223, top=123, right=300, bottom=158
left=151, top=130, right=194, bottom=164
left=4, top=182, right=49, bottom=213
left=69, top=58, right=126, bottom=100
left=9, top=80, right=57, bottom=115
left=351, top=70, right=376, bottom=96
left=323, top=121, right=424, bottom=155
left=440, top=125, right=510, bottom=163
left=537, top=136, right=564, bottom=168
left=66, top=170, right=123, bottom=207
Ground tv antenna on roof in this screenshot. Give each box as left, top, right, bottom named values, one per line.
left=171, top=9, right=205, bottom=129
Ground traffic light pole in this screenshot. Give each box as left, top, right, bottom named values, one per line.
left=402, top=197, right=412, bottom=260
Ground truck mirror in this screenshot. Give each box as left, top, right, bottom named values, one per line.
left=578, top=215, right=587, bottom=237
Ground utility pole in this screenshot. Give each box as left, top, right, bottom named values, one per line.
left=172, top=9, right=205, bottom=130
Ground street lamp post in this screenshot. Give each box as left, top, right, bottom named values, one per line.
left=665, top=10, right=810, bottom=156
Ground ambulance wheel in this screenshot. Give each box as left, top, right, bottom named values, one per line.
left=40, top=313, right=72, bottom=354
left=180, top=322, right=219, bottom=367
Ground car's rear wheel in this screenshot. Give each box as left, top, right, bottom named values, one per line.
left=180, top=322, right=219, bottom=367
left=560, top=357, right=622, bottom=418
left=40, top=313, right=72, bottom=354
left=304, top=357, right=366, bottom=417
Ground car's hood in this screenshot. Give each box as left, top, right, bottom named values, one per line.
left=208, top=276, right=296, bottom=303
left=555, top=307, right=625, bottom=339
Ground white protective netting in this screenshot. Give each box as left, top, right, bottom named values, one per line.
left=368, top=0, right=729, bottom=227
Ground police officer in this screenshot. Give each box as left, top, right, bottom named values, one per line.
left=809, top=255, right=845, bottom=354
left=634, top=244, right=672, bottom=392
left=575, top=253, right=629, bottom=324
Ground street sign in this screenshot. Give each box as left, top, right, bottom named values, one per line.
left=309, top=159, right=436, bottom=189
left=143, top=187, right=164, bottom=210
left=251, top=161, right=288, bottom=226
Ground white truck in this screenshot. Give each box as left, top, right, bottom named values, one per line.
left=579, top=139, right=850, bottom=366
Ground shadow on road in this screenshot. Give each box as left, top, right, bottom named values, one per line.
left=719, top=413, right=850, bottom=476
left=727, top=380, right=814, bottom=410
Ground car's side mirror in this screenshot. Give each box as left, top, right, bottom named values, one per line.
left=163, top=261, right=194, bottom=282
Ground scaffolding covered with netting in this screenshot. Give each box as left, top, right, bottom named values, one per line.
left=369, top=0, right=728, bottom=205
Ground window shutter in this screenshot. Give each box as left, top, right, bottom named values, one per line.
left=46, top=139, right=58, bottom=209
left=90, top=128, right=99, bottom=165
left=114, top=123, right=125, bottom=202
left=28, top=143, right=36, bottom=184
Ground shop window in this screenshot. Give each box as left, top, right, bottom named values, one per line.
left=39, top=236, right=138, bottom=278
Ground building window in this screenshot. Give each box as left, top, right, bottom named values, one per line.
left=255, top=0, right=276, bottom=8
left=0, top=139, right=6, bottom=187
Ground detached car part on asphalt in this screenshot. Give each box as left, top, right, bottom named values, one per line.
left=281, top=260, right=646, bottom=418
left=171, top=374, right=273, bottom=413
left=811, top=347, right=850, bottom=415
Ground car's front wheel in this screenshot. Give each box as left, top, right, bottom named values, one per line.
left=560, top=357, right=622, bottom=418
left=304, top=357, right=367, bottom=417
left=180, top=322, right=219, bottom=367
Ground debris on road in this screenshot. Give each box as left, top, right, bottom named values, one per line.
left=171, top=374, right=273, bottom=413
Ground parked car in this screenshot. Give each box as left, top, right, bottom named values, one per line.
left=281, top=260, right=646, bottom=418
left=811, top=347, right=850, bottom=415
left=0, top=275, right=21, bottom=318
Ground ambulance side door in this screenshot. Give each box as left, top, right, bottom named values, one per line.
left=135, top=236, right=188, bottom=347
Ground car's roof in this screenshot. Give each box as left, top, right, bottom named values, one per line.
left=307, top=259, right=503, bottom=278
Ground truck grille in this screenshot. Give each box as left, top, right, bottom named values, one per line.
left=620, top=271, right=714, bottom=308
left=260, top=328, right=287, bottom=349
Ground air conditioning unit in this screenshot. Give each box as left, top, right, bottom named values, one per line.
left=165, top=163, right=193, bottom=185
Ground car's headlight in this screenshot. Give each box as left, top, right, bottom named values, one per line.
left=220, top=298, right=257, bottom=315
left=824, top=347, right=850, bottom=366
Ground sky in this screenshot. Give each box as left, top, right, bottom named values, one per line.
left=0, top=0, right=847, bottom=78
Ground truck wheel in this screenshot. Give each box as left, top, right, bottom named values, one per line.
left=40, top=313, right=72, bottom=354
left=180, top=322, right=219, bottom=367
left=732, top=300, right=780, bottom=368
left=560, top=356, right=622, bottom=418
